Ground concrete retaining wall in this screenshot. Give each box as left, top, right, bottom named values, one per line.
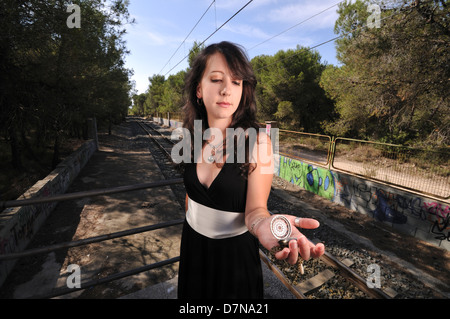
left=152, top=116, right=182, bottom=129
left=0, top=139, right=97, bottom=287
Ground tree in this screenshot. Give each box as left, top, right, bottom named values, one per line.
left=142, top=42, right=203, bottom=116
left=145, top=74, right=165, bottom=115
left=320, top=0, right=449, bottom=146
left=159, top=71, right=187, bottom=113
left=0, top=0, right=133, bottom=170
left=131, top=93, right=147, bottom=116
left=252, top=46, right=335, bottom=132
left=188, top=41, right=205, bottom=69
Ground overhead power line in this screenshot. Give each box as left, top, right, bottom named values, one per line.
left=163, top=0, right=254, bottom=76
left=253, top=8, right=408, bottom=73
left=248, top=0, right=345, bottom=52
left=159, top=0, right=216, bottom=75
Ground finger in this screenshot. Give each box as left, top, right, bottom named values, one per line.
left=274, top=247, right=290, bottom=260
left=298, top=236, right=310, bottom=260
left=311, top=242, right=325, bottom=259
left=286, top=239, right=298, bottom=265
left=290, top=216, right=320, bottom=229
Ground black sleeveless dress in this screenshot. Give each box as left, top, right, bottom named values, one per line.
left=177, top=162, right=263, bottom=299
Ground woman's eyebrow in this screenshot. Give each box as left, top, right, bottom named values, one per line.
left=210, top=70, right=241, bottom=80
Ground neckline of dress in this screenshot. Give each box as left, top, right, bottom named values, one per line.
left=195, top=162, right=228, bottom=191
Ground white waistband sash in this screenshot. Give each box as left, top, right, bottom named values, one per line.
left=186, top=198, right=248, bottom=239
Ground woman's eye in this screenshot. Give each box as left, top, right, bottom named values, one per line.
left=211, top=79, right=222, bottom=83
left=232, top=80, right=242, bottom=86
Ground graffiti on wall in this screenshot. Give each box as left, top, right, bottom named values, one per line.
left=425, top=202, right=450, bottom=241
left=277, top=155, right=450, bottom=243
left=373, top=189, right=408, bottom=224
left=334, top=173, right=449, bottom=241
left=278, top=156, right=336, bottom=200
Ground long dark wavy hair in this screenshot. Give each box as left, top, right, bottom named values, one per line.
left=182, top=41, right=261, bottom=176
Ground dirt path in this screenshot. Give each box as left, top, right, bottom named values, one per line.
left=0, top=122, right=185, bottom=299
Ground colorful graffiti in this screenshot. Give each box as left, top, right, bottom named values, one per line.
left=424, top=202, right=450, bottom=241
left=278, top=156, right=336, bottom=200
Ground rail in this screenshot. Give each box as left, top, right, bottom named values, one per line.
left=278, top=130, right=449, bottom=200
left=1, top=180, right=390, bottom=298
left=332, top=137, right=449, bottom=200
left=142, top=118, right=393, bottom=299
left=259, top=249, right=392, bottom=299
left=0, top=120, right=186, bottom=298
left=1, top=179, right=183, bottom=209
left=34, top=257, right=181, bottom=299
left=0, top=219, right=184, bottom=262
left=278, top=129, right=332, bottom=167
left=0, top=178, right=184, bottom=298
left=258, top=212, right=392, bottom=299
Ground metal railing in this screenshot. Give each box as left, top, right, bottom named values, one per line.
left=4, top=115, right=445, bottom=297
left=1, top=179, right=183, bottom=209
left=275, top=129, right=449, bottom=200
left=0, top=178, right=184, bottom=299
left=278, top=129, right=332, bottom=167
left=331, top=138, right=449, bottom=200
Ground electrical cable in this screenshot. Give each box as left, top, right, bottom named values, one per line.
left=163, top=0, right=254, bottom=76
left=253, top=6, right=411, bottom=73
left=248, top=0, right=345, bottom=52
left=159, top=0, right=216, bottom=75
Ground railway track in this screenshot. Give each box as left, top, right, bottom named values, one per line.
left=134, top=120, right=185, bottom=210
left=133, top=118, right=397, bottom=299
left=135, top=120, right=175, bottom=160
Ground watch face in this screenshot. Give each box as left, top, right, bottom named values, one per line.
left=270, top=215, right=291, bottom=240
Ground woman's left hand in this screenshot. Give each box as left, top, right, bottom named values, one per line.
left=256, top=215, right=325, bottom=265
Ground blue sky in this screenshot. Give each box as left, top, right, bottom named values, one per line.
left=123, top=0, right=343, bottom=94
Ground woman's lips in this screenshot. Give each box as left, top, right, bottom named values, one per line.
left=217, top=102, right=231, bottom=107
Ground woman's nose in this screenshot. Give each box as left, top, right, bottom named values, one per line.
left=221, top=82, right=231, bottom=96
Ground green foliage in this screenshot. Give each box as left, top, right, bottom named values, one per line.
left=320, top=0, right=449, bottom=146
left=159, top=71, right=187, bottom=113
left=0, top=0, right=134, bottom=169
left=188, top=41, right=205, bottom=69
left=130, top=93, right=147, bottom=116
left=133, top=42, right=203, bottom=117
left=145, top=74, right=166, bottom=115
left=138, top=71, right=187, bottom=116
left=134, top=0, right=449, bottom=150
left=251, top=46, right=335, bottom=132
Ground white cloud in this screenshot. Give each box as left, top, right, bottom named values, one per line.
left=222, top=23, right=272, bottom=39
left=128, top=24, right=186, bottom=48
left=267, top=0, right=340, bottom=30
left=145, top=31, right=167, bottom=45
left=214, top=0, right=279, bottom=14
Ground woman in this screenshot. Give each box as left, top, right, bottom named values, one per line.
left=178, top=41, right=324, bottom=299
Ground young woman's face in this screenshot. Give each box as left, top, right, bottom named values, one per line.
left=196, top=53, right=243, bottom=126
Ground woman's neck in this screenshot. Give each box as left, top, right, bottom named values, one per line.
left=207, top=117, right=232, bottom=140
